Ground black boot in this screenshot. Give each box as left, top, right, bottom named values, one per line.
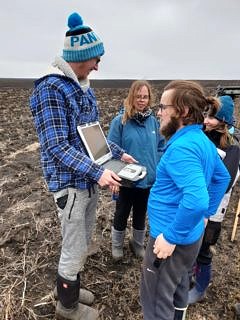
left=54, top=272, right=94, bottom=305
left=56, top=273, right=98, bottom=320
left=57, top=273, right=80, bottom=309
left=53, top=286, right=95, bottom=305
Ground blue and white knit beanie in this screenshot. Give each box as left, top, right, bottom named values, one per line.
left=63, top=12, right=105, bottom=62
left=215, top=95, right=234, bottom=126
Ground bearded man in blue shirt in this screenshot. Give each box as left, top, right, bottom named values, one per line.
left=29, top=12, right=135, bottom=320
left=140, top=80, right=230, bottom=320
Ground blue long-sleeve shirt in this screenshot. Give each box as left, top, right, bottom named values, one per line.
left=29, top=74, right=124, bottom=192
left=147, top=124, right=230, bottom=245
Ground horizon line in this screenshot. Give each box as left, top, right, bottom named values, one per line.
left=0, top=78, right=240, bottom=89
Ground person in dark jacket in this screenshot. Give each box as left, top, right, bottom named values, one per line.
left=29, top=12, right=135, bottom=320
left=108, top=80, right=164, bottom=260
left=188, top=95, right=240, bottom=305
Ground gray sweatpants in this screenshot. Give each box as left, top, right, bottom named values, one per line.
left=140, top=236, right=202, bottom=320
left=53, top=187, right=98, bottom=281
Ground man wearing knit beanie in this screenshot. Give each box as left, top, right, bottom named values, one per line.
left=29, top=12, right=135, bottom=320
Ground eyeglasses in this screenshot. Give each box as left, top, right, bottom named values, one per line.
left=158, top=103, right=174, bottom=111
left=135, top=95, right=149, bottom=100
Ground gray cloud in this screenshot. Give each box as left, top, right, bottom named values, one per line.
left=1, top=0, right=240, bottom=79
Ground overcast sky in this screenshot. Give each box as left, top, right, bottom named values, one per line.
left=1, top=0, right=240, bottom=80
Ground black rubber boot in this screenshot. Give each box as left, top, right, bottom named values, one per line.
left=56, top=273, right=98, bottom=320
left=57, top=273, right=80, bottom=309
left=53, top=286, right=95, bottom=305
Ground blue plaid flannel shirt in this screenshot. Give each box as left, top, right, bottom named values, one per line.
left=29, top=75, right=124, bottom=192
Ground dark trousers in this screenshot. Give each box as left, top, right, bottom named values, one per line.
left=197, top=220, right=221, bottom=265
left=140, top=236, right=202, bottom=320
left=113, top=186, right=150, bottom=231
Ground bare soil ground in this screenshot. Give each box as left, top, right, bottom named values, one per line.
left=0, top=81, right=239, bottom=320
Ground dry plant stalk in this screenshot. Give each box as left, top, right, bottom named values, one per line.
left=231, top=198, right=240, bottom=241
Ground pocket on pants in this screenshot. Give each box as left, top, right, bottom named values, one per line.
left=54, top=188, right=76, bottom=221
left=56, top=194, right=68, bottom=210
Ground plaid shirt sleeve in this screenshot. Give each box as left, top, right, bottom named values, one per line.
left=108, top=140, right=125, bottom=159
left=35, top=84, right=104, bottom=182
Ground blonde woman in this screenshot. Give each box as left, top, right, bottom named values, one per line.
left=108, top=80, right=164, bottom=260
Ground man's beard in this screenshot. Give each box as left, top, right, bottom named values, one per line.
left=160, top=116, right=181, bottom=140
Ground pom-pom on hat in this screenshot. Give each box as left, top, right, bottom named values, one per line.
left=63, top=12, right=104, bottom=62
left=215, top=95, right=234, bottom=126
